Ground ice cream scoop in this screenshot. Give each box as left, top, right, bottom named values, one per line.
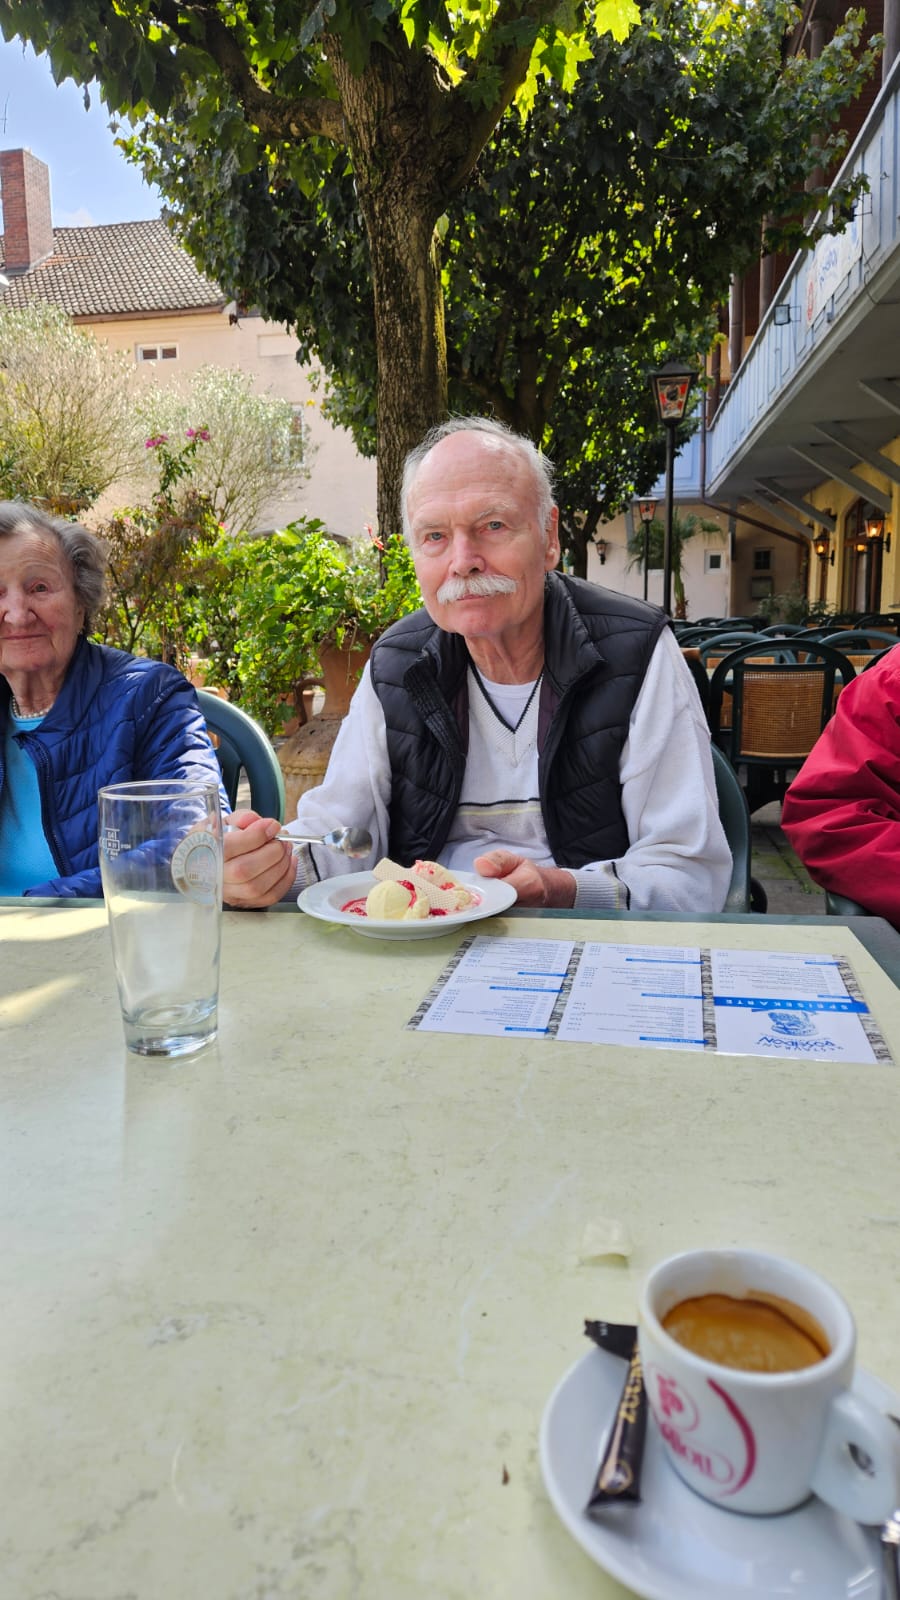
left=365, top=878, right=430, bottom=920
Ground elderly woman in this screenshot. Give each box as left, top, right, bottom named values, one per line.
left=0, top=500, right=225, bottom=898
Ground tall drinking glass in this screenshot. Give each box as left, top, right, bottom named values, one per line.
left=98, top=780, right=224, bottom=1057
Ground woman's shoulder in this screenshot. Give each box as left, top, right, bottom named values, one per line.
left=88, top=641, right=188, bottom=690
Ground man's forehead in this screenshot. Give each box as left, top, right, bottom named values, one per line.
left=409, top=434, right=531, bottom=506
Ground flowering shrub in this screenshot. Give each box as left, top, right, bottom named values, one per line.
left=136, top=366, right=309, bottom=530
left=96, top=428, right=223, bottom=666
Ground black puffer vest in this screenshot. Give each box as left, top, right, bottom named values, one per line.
left=369, top=572, right=667, bottom=867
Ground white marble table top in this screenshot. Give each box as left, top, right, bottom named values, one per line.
left=3, top=904, right=900, bottom=1599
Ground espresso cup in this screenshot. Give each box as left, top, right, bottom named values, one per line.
left=637, top=1248, right=900, bottom=1521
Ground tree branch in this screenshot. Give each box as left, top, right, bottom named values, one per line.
left=443, top=0, right=569, bottom=190
left=154, top=1, right=346, bottom=143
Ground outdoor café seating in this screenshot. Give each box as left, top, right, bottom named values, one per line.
left=819, top=629, right=899, bottom=672
left=707, top=638, right=855, bottom=812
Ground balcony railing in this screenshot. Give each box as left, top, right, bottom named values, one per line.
left=706, top=51, right=900, bottom=495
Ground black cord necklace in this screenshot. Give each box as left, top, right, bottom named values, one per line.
left=469, top=661, right=542, bottom=733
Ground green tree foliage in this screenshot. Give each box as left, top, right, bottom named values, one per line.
left=277, top=1, right=876, bottom=572
left=134, top=366, right=312, bottom=533
left=441, top=0, right=877, bottom=574
left=0, top=303, right=141, bottom=509
left=0, top=0, right=638, bottom=536
left=107, top=0, right=874, bottom=576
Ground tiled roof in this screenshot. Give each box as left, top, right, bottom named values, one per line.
left=0, top=218, right=226, bottom=317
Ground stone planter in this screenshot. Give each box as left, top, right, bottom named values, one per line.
left=278, top=638, right=372, bottom=818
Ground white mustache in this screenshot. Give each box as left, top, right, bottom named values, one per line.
left=436, top=574, right=518, bottom=603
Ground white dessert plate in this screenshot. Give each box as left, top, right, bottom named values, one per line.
left=539, top=1347, right=897, bottom=1599
left=297, top=869, right=517, bottom=940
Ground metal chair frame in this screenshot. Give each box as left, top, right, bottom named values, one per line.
left=819, top=629, right=899, bottom=651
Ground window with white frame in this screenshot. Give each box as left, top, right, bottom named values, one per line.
left=267, top=406, right=308, bottom=468
left=704, top=551, right=723, bottom=572
left=136, top=343, right=179, bottom=363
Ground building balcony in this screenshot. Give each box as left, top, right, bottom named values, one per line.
left=705, top=50, right=900, bottom=531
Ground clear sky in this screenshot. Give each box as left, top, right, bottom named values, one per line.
left=0, top=38, right=162, bottom=226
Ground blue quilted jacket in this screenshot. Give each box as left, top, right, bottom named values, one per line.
left=0, top=637, right=227, bottom=898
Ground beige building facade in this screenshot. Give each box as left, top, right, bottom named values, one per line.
left=0, top=146, right=377, bottom=538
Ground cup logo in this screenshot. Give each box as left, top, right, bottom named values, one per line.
left=646, top=1364, right=757, bottom=1496
left=171, top=830, right=220, bottom=905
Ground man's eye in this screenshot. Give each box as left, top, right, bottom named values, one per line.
left=486, top=520, right=505, bottom=531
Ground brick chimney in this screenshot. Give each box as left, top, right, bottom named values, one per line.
left=0, top=148, right=55, bottom=270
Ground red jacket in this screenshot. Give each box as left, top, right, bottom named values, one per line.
left=781, top=644, right=900, bottom=923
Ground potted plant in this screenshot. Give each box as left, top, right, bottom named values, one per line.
left=233, top=520, right=420, bottom=809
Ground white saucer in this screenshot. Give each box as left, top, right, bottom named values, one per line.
left=297, top=870, right=517, bottom=940
left=540, top=1348, right=896, bottom=1599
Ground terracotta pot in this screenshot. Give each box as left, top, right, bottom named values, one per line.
left=278, top=637, right=372, bottom=817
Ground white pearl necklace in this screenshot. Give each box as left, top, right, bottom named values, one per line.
left=9, top=692, right=53, bottom=719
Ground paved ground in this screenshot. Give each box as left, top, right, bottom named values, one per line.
left=750, top=800, right=826, bottom=916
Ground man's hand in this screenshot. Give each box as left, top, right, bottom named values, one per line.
left=473, top=850, right=576, bottom=908
left=223, top=811, right=297, bottom=908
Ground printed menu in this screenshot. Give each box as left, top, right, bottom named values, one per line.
left=408, top=937, right=891, bottom=1064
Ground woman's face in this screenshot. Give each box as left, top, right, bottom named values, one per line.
left=0, top=528, right=85, bottom=688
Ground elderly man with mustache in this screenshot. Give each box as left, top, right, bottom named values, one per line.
left=223, top=417, right=731, bottom=911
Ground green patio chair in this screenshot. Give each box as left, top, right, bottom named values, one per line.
left=197, top=690, right=286, bottom=821
left=710, top=745, right=760, bottom=913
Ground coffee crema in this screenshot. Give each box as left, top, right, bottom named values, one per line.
left=661, top=1290, right=830, bottom=1373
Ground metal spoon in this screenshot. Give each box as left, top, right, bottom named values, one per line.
left=274, top=826, right=373, bottom=857
left=881, top=1507, right=900, bottom=1600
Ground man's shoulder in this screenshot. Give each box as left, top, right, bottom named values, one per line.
left=550, top=572, right=664, bottom=631
left=547, top=575, right=667, bottom=662
left=373, top=607, right=436, bottom=654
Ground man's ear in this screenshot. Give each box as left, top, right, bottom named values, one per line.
left=544, top=505, right=561, bottom=570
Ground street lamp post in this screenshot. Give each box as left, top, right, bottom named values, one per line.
left=635, top=497, right=657, bottom=602
left=648, top=361, right=698, bottom=615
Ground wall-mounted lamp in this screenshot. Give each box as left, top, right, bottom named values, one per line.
left=863, top=504, right=891, bottom=552
left=813, top=534, right=835, bottom=566
left=594, top=536, right=608, bottom=565
left=773, top=303, right=793, bottom=326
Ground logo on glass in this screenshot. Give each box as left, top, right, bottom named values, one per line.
left=171, top=830, right=220, bottom=904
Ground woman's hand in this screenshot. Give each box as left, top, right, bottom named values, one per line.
left=473, top=850, right=576, bottom=908
left=223, top=811, right=297, bottom=908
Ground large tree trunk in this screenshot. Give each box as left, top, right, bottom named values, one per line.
left=364, top=185, right=447, bottom=539
left=328, top=43, right=449, bottom=539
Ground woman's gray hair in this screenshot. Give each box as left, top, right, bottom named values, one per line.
left=0, top=500, right=107, bottom=630
left=401, top=417, right=556, bottom=546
